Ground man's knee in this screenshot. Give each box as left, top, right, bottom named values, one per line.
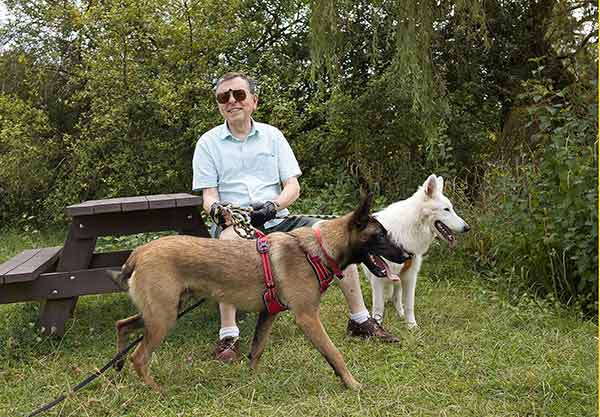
left=339, top=265, right=361, bottom=292
left=343, top=265, right=359, bottom=280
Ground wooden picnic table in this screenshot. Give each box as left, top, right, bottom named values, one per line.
left=0, top=193, right=208, bottom=336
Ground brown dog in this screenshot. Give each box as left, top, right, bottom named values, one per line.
left=111, top=193, right=410, bottom=391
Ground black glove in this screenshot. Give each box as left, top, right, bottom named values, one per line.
left=250, top=201, right=279, bottom=228
left=209, top=201, right=232, bottom=228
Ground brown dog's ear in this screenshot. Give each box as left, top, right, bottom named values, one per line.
left=348, top=162, right=371, bottom=195
left=351, top=191, right=373, bottom=230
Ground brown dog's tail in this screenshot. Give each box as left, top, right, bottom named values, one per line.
left=108, top=257, right=136, bottom=291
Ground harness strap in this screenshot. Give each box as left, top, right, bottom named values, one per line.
left=312, top=226, right=344, bottom=278
left=306, top=254, right=335, bottom=294
left=255, top=230, right=287, bottom=314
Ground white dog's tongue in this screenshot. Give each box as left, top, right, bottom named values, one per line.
left=387, top=272, right=401, bottom=282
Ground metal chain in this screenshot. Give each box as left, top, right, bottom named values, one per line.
left=213, top=203, right=340, bottom=240
left=213, top=203, right=255, bottom=239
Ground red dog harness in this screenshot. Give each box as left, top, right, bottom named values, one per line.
left=256, top=230, right=287, bottom=314
left=256, top=227, right=344, bottom=315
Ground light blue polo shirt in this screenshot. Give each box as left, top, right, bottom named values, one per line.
left=192, top=120, right=301, bottom=228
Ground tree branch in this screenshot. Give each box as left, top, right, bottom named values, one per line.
left=555, top=30, right=596, bottom=59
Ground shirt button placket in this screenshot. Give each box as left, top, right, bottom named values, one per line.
left=240, top=141, right=245, bottom=169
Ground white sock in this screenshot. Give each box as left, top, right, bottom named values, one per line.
left=350, top=310, right=370, bottom=324
left=219, top=326, right=240, bottom=340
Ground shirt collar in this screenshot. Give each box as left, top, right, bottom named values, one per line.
left=220, top=119, right=258, bottom=140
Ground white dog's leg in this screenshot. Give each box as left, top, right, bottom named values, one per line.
left=392, top=282, right=404, bottom=318
left=370, top=275, right=386, bottom=324
left=401, top=257, right=421, bottom=328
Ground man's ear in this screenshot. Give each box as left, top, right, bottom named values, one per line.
left=351, top=191, right=373, bottom=230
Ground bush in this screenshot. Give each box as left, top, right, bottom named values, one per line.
left=461, top=76, right=598, bottom=317
left=0, top=95, right=60, bottom=227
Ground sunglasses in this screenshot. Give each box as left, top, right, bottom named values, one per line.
left=216, top=89, right=248, bottom=104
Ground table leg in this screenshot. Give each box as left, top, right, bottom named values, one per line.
left=38, top=222, right=97, bottom=336
left=38, top=298, right=79, bottom=336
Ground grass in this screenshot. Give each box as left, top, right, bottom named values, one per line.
left=0, top=229, right=597, bottom=417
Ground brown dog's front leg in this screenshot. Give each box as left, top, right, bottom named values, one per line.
left=249, top=311, right=278, bottom=369
left=294, top=311, right=362, bottom=391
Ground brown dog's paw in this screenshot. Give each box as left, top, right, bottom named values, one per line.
left=345, top=380, right=363, bottom=391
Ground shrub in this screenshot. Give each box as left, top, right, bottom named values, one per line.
left=461, top=76, right=598, bottom=317
left=0, top=95, right=59, bottom=227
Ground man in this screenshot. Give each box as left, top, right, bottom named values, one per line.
left=192, top=72, right=399, bottom=363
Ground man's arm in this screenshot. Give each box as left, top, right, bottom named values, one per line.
left=273, top=176, right=300, bottom=209
left=202, top=187, right=234, bottom=227
left=249, top=176, right=300, bottom=228
left=202, top=187, right=220, bottom=214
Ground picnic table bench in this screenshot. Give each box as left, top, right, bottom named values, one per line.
left=0, top=193, right=208, bottom=336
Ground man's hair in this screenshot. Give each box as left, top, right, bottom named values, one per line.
left=215, top=72, right=257, bottom=95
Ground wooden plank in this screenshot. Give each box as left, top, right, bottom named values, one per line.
left=171, top=193, right=202, bottom=208
left=0, top=249, right=39, bottom=277
left=0, top=268, right=123, bottom=304
left=89, top=250, right=132, bottom=268
left=178, top=210, right=210, bottom=238
left=119, top=196, right=149, bottom=212
left=66, top=197, right=123, bottom=216
left=92, top=198, right=124, bottom=214
left=146, top=194, right=176, bottom=209
left=66, top=193, right=201, bottom=216
left=65, top=200, right=98, bottom=216
left=75, top=207, right=209, bottom=238
left=3, top=247, right=62, bottom=284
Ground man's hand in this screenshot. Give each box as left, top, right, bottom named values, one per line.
left=250, top=201, right=279, bottom=228
left=209, top=201, right=233, bottom=228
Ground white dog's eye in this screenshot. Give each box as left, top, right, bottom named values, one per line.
left=444, top=208, right=450, bottom=212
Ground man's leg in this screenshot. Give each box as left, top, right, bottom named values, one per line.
left=213, top=226, right=242, bottom=362
left=267, top=217, right=399, bottom=343
left=340, top=265, right=400, bottom=343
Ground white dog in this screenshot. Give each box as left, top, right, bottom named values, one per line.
left=362, top=174, right=470, bottom=328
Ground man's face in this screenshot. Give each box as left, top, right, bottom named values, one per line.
left=216, top=77, right=258, bottom=125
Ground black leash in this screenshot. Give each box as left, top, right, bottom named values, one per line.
left=26, top=298, right=206, bottom=417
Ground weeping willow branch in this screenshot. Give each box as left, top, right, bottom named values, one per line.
left=309, top=0, right=341, bottom=80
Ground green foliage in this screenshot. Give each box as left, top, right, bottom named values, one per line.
left=0, top=94, right=59, bottom=226
left=0, top=0, right=597, bottom=314
left=461, top=74, right=598, bottom=317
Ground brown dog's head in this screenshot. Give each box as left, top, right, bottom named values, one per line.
left=349, top=192, right=412, bottom=278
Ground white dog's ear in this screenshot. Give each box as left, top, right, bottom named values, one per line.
left=424, top=174, right=438, bottom=198
left=436, top=176, right=444, bottom=193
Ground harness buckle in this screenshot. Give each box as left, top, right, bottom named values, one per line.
left=256, top=238, right=270, bottom=254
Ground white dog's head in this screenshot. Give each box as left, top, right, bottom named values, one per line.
left=420, top=174, right=470, bottom=246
